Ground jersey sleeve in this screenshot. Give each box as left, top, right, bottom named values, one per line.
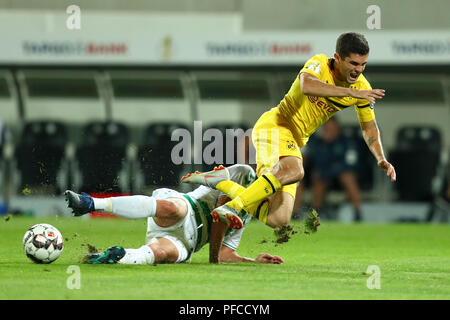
left=299, top=55, right=327, bottom=80
left=222, top=226, right=245, bottom=250
left=354, top=79, right=376, bottom=122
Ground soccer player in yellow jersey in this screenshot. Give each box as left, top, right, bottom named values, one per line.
left=182, top=32, right=396, bottom=229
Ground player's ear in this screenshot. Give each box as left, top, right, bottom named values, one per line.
left=334, top=53, right=340, bottom=62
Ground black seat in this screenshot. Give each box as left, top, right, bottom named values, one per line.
left=77, top=121, right=129, bottom=193
left=15, top=121, right=67, bottom=194
left=202, top=122, right=251, bottom=172
left=139, top=122, right=189, bottom=187
left=389, top=126, right=442, bottom=201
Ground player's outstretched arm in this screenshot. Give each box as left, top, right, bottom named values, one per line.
left=209, top=220, right=284, bottom=264
left=300, top=72, right=385, bottom=103
left=218, top=246, right=284, bottom=264
left=209, top=220, right=227, bottom=263
left=360, top=119, right=396, bottom=182
left=209, top=195, right=232, bottom=263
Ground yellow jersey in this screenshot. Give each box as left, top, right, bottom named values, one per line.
left=277, top=54, right=375, bottom=148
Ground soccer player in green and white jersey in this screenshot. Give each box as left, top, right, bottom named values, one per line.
left=65, top=164, right=283, bottom=265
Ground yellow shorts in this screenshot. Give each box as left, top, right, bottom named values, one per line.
left=251, top=107, right=302, bottom=199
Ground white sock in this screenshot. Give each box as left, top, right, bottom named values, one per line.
left=93, top=196, right=157, bottom=219
left=118, top=245, right=155, bottom=265
left=93, top=198, right=112, bottom=212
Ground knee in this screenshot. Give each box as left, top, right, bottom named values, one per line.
left=285, top=162, right=304, bottom=183
left=266, top=192, right=295, bottom=228
left=295, top=166, right=305, bottom=182
left=157, top=200, right=178, bottom=218
left=274, top=157, right=304, bottom=184
left=267, top=206, right=292, bottom=228
left=151, top=245, right=168, bottom=263
left=270, top=215, right=291, bottom=228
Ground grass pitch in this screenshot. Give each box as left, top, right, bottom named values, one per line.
left=0, top=216, right=449, bottom=300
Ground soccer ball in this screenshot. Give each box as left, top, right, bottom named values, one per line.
left=23, top=223, right=64, bottom=264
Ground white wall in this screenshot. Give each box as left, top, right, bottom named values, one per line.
left=0, top=0, right=240, bottom=13
left=1, top=0, right=449, bottom=30
left=242, top=0, right=450, bottom=30
left=0, top=10, right=242, bottom=36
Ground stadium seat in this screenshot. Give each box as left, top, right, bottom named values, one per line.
left=389, top=126, right=442, bottom=201
left=15, top=121, right=67, bottom=194
left=394, top=126, right=441, bottom=153
left=139, top=122, right=190, bottom=188
left=202, top=122, right=251, bottom=172
left=76, top=121, right=129, bottom=193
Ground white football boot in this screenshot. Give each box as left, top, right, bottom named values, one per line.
left=211, top=204, right=243, bottom=229
left=180, top=165, right=230, bottom=189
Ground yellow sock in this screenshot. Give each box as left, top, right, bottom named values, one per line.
left=216, top=179, right=271, bottom=224
left=216, top=180, right=246, bottom=199
left=245, top=199, right=270, bottom=224
left=227, top=173, right=281, bottom=212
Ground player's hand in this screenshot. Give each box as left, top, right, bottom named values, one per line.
left=255, top=253, right=284, bottom=264
left=377, top=159, right=396, bottom=182
left=351, top=89, right=385, bottom=104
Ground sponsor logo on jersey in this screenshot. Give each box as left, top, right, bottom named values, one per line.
left=308, top=96, right=338, bottom=113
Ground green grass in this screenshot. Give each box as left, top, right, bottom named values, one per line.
left=0, top=216, right=449, bottom=300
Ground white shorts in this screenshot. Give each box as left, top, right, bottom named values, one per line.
left=145, top=188, right=199, bottom=263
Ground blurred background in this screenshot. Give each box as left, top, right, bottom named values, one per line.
left=0, top=0, right=448, bottom=223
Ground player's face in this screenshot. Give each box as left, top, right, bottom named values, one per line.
left=335, top=53, right=368, bottom=84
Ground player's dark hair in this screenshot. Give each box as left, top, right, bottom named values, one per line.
left=336, top=32, right=369, bottom=59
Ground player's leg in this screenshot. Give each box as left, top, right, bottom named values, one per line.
left=293, top=181, right=306, bottom=213
left=65, top=190, right=187, bottom=226
left=81, top=192, right=195, bottom=265
left=311, top=172, right=330, bottom=211
left=83, top=245, right=152, bottom=265
left=83, top=237, right=182, bottom=265
left=65, top=190, right=157, bottom=218
left=263, top=190, right=296, bottom=228
left=152, top=197, right=188, bottom=227
left=84, top=225, right=192, bottom=265
left=213, top=108, right=304, bottom=223
left=148, top=236, right=189, bottom=263
left=181, top=110, right=303, bottom=228
left=226, top=154, right=302, bottom=206
left=117, top=237, right=184, bottom=265
left=126, top=196, right=195, bottom=264
left=213, top=154, right=301, bottom=224
left=338, top=171, right=362, bottom=221
left=230, top=158, right=300, bottom=226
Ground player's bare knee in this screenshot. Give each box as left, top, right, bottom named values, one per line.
left=273, top=157, right=304, bottom=184
left=150, top=245, right=168, bottom=263
left=295, top=165, right=305, bottom=182
left=156, top=200, right=178, bottom=218
left=266, top=192, right=294, bottom=228
left=269, top=213, right=291, bottom=228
